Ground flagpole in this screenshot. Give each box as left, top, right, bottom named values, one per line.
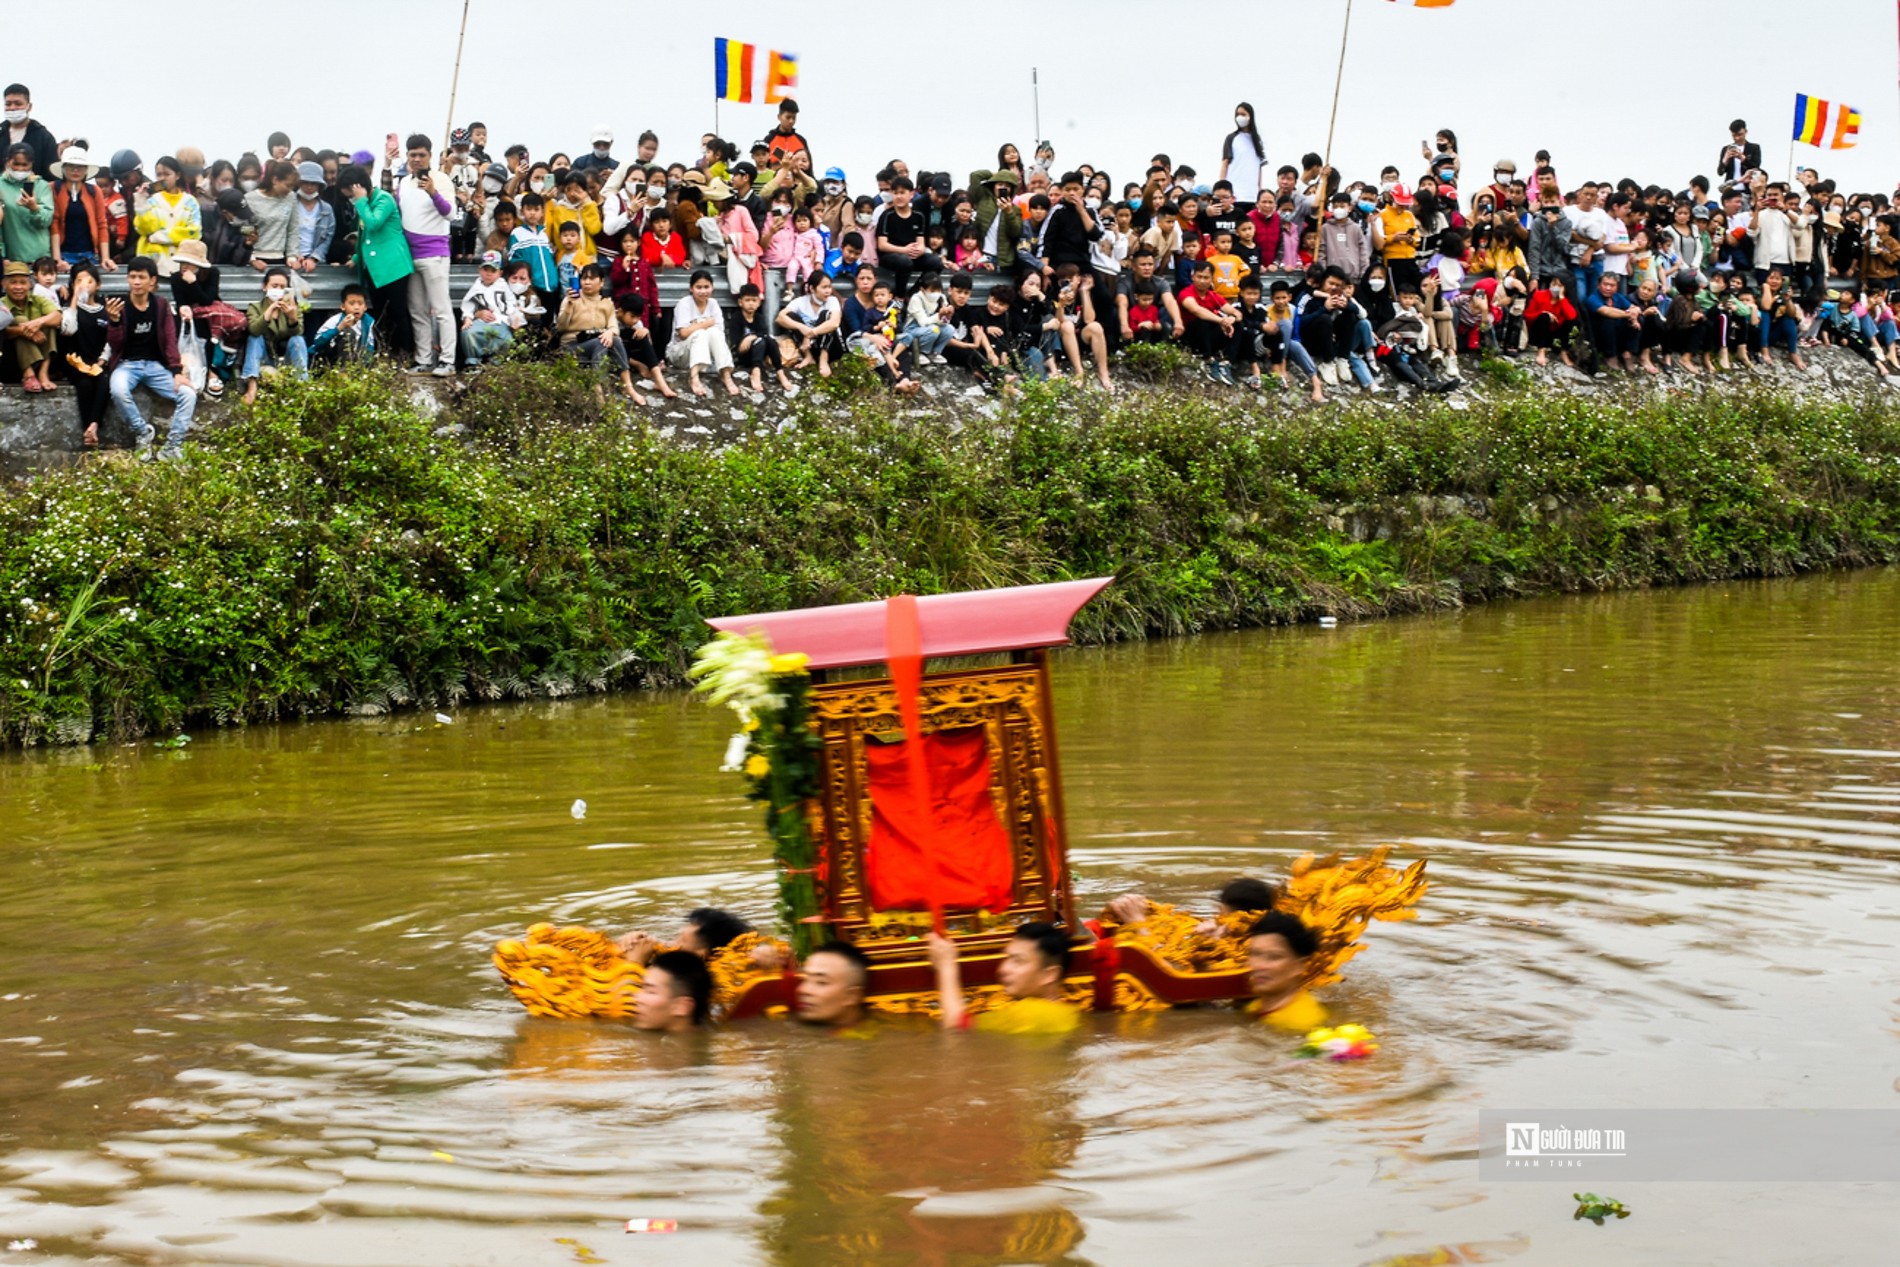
left=443, top=0, right=471, bottom=150
left=1320, top=0, right=1356, bottom=195
left=1033, top=68, right=1041, bottom=149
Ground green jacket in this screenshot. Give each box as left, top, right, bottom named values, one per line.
left=968, top=170, right=1024, bottom=272
left=0, top=175, right=55, bottom=263
left=352, top=187, right=413, bottom=289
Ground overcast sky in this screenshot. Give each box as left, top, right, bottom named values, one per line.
left=28, top=0, right=1900, bottom=197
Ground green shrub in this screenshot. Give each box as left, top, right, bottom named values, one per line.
left=1, top=371, right=1897, bottom=745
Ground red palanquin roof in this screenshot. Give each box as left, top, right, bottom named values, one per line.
left=705, top=578, right=1114, bottom=670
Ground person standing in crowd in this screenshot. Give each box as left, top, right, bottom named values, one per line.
left=1374, top=184, right=1421, bottom=293
left=969, top=169, right=1023, bottom=278
left=1219, top=104, right=1266, bottom=213
left=104, top=258, right=196, bottom=458
left=2, top=85, right=58, bottom=182
left=290, top=162, right=335, bottom=274
left=572, top=125, right=618, bottom=175
left=2, top=143, right=54, bottom=266
left=1717, top=120, right=1761, bottom=190
left=243, top=160, right=298, bottom=272
left=51, top=147, right=113, bottom=273
left=764, top=100, right=810, bottom=172
left=338, top=163, right=412, bottom=361
left=395, top=133, right=456, bottom=376
left=131, top=156, right=203, bottom=276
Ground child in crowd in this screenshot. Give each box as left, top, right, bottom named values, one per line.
left=1232, top=217, right=1264, bottom=282
left=509, top=194, right=560, bottom=316
left=555, top=221, right=586, bottom=296
left=941, top=274, right=992, bottom=380
left=1377, top=287, right=1458, bottom=393
left=954, top=226, right=991, bottom=273
left=310, top=283, right=378, bottom=366
left=459, top=249, right=522, bottom=368
left=900, top=271, right=954, bottom=363
left=1006, top=272, right=1057, bottom=379
left=785, top=207, right=825, bottom=290
left=613, top=292, right=676, bottom=401
left=1230, top=276, right=1276, bottom=388
left=640, top=210, right=686, bottom=271
left=824, top=231, right=864, bottom=281
left=1175, top=234, right=1203, bottom=290
left=1206, top=229, right=1248, bottom=300
left=31, top=257, right=62, bottom=309
left=485, top=200, right=518, bottom=260
left=1125, top=282, right=1167, bottom=344
left=726, top=282, right=793, bottom=392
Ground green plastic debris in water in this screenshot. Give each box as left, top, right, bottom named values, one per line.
left=1572, top=1192, right=1630, bottom=1224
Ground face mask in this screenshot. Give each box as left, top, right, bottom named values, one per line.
left=857, top=212, right=873, bottom=225
left=509, top=280, right=530, bottom=296
left=2, top=109, right=25, bottom=124
left=1436, top=143, right=1449, bottom=153
left=266, top=286, right=289, bottom=301
left=483, top=177, right=503, bottom=194
left=1551, top=287, right=1565, bottom=298
left=593, top=144, right=610, bottom=157
left=299, top=188, right=318, bottom=201
left=1357, top=200, right=1376, bottom=214
left=240, top=178, right=258, bottom=192
left=1494, top=172, right=1509, bottom=184
left=1085, top=196, right=1101, bottom=210
left=1860, top=206, right=1873, bottom=217
left=1331, top=206, right=1349, bottom=220
left=772, top=205, right=791, bottom=217
left=1368, top=277, right=1386, bottom=292
left=645, top=184, right=665, bottom=200
left=1379, top=181, right=1395, bottom=194
left=824, top=181, right=844, bottom=197
left=3, top=169, right=26, bottom=183
left=1235, top=115, right=1250, bottom=129
left=1437, top=169, right=1454, bottom=182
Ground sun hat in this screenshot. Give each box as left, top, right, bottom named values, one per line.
left=702, top=177, right=734, bottom=202
left=296, top=161, right=325, bottom=186
left=4, top=260, right=31, bottom=277
left=172, top=239, right=211, bottom=270
left=58, top=145, right=98, bottom=177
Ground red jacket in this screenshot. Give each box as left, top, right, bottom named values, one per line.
left=1524, top=289, right=1576, bottom=325
left=53, top=181, right=112, bottom=261
left=640, top=230, right=686, bottom=269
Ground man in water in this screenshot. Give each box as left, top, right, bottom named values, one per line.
left=616, top=906, right=753, bottom=964
left=926, top=923, right=1081, bottom=1035
left=795, top=940, right=874, bottom=1035
left=631, top=949, right=713, bottom=1033
left=1244, top=912, right=1326, bottom=1033
left=1102, top=876, right=1276, bottom=934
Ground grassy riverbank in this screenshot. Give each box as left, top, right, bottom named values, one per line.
left=4, top=361, right=1899, bottom=745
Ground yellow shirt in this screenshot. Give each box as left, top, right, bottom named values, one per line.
left=1206, top=252, right=1248, bottom=298
left=1250, top=989, right=1328, bottom=1034
left=1378, top=206, right=1420, bottom=261
left=973, top=996, right=1081, bottom=1036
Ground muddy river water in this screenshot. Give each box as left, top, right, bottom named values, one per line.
left=2, top=570, right=1897, bottom=1266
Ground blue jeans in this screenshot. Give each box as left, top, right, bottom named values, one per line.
left=1758, top=315, right=1799, bottom=355
left=1571, top=259, right=1605, bottom=312
left=898, top=322, right=953, bottom=356
left=460, top=320, right=514, bottom=363
left=1276, top=318, right=1318, bottom=376
left=109, top=360, right=197, bottom=451
left=242, top=334, right=308, bottom=380
left=64, top=251, right=100, bottom=269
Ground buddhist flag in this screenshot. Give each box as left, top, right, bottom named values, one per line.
left=1794, top=93, right=1862, bottom=149
left=1387, top=0, right=1456, bottom=7
left=764, top=51, right=800, bottom=104
left=714, top=38, right=756, bottom=103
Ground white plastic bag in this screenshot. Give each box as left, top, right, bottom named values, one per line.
left=177, top=321, right=208, bottom=393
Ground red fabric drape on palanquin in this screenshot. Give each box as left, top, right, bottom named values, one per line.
left=864, top=594, right=1013, bottom=919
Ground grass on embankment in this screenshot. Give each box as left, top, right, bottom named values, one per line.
left=3, top=359, right=1898, bottom=745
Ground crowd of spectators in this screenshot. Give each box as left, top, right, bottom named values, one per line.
left=4, top=84, right=1899, bottom=456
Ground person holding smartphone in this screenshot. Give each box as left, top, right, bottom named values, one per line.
left=395, top=132, right=456, bottom=375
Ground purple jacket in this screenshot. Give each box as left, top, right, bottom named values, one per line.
left=105, top=293, right=182, bottom=372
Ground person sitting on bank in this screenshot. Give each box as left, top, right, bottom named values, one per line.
left=631, top=949, right=714, bottom=1033
left=1245, top=911, right=1327, bottom=1033
left=795, top=940, right=875, bottom=1036
left=925, top=923, right=1081, bottom=1036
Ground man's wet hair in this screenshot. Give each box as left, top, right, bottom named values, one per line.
left=1219, top=878, right=1277, bottom=912
left=806, top=940, right=872, bottom=988
left=1247, top=911, right=1318, bottom=958
left=686, top=907, right=753, bottom=953
left=1014, top=921, right=1072, bottom=976
left=649, top=949, right=713, bottom=1025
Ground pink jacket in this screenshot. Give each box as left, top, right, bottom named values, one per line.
left=786, top=227, right=825, bottom=287
left=720, top=207, right=763, bottom=291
